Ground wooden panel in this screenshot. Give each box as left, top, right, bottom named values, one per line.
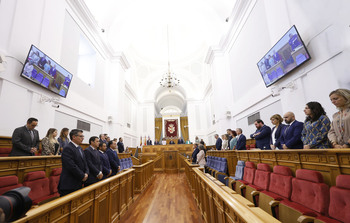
left=0, top=156, right=62, bottom=183
left=189, top=167, right=280, bottom=223
left=13, top=169, right=135, bottom=223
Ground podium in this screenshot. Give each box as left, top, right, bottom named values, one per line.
left=164, top=150, right=178, bottom=174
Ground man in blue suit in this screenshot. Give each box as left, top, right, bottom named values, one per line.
left=84, top=136, right=103, bottom=187
left=98, top=142, right=112, bottom=179
left=191, top=143, right=200, bottom=163
left=250, top=119, right=272, bottom=150
left=215, top=134, right=222, bottom=150
left=281, top=112, right=304, bottom=149
left=106, top=140, right=120, bottom=175
left=58, top=129, right=89, bottom=196
left=235, top=128, right=246, bottom=150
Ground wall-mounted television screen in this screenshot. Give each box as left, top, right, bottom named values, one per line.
left=257, top=25, right=311, bottom=87
left=20, top=45, right=73, bottom=98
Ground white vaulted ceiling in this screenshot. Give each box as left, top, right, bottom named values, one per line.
left=82, top=0, right=237, bottom=113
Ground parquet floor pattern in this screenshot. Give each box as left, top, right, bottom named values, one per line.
left=120, top=173, right=204, bottom=223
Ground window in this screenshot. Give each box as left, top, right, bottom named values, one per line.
left=77, top=35, right=96, bottom=87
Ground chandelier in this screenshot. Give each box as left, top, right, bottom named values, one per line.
left=159, top=26, right=180, bottom=88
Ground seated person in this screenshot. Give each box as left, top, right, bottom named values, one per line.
left=162, top=138, right=167, bottom=145
left=169, top=139, right=175, bottom=144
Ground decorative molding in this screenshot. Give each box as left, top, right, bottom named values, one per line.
left=65, top=0, right=130, bottom=69
left=204, top=0, right=257, bottom=65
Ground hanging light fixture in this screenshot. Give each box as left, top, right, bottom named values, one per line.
left=159, top=26, right=180, bottom=88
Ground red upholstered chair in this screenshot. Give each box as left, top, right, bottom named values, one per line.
left=49, top=168, right=62, bottom=197
left=23, top=171, right=57, bottom=205
left=258, top=165, right=293, bottom=218
left=315, top=175, right=350, bottom=223
left=279, top=169, right=330, bottom=223
left=0, top=176, right=23, bottom=195
left=235, top=161, right=256, bottom=196
left=0, top=147, right=12, bottom=157
left=245, top=163, right=271, bottom=206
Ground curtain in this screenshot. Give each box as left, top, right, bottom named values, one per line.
left=180, top=116, right=189, bottom=142
left=155, top=118, right=162, bottom=141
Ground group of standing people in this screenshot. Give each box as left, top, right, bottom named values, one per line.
left=212, top=88, right=350, bottom=151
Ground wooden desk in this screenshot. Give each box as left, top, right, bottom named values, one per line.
left=164, top=150, right=178, bottom=174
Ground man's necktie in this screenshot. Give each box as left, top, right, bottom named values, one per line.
left=30, top=130, right=34, bottom=141
left=284, top=125, right=290, bottom=135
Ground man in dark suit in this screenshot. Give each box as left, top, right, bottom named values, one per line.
left=191, top=143, right=200, bottom=163
left=215, top=134, right=222, bottom=150
left=58, top=129, right=89, bottom=196
left=98, top=142, right=112, bottom=179
left=235, top=128, right=247, bottom=150
left=227, top=129, right=233, bottom=146
left=106, top=140, right=121, bottom=175
left=281, top=112, right=304, bottom=149
left=169, top=140, right=175, bottom=144
left=250, top=119, right=272, bottom=150
left=117, top=137, right=124, bottom=153
left=177, top=137, right=184, bottom=144
left=10, top=117, right=40, bottom=156
left=146, top=137, right=152, bottom=145
left=84, top=137, right=103, bottom=187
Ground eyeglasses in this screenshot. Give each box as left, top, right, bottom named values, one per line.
left=75, top=135, right=84, bottom=138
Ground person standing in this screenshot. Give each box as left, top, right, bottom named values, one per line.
left=221, top=134, right=229, bottom=150
left=196, top=144, right=207, bottom=167
left=58, top=128, right=69, bottom=154
left=41, top=128, right=59, bottom=155
left=191, top=143, right=200, bottom=164
left=235, top=128, right=246, bottom=150
left=301, top=102, right=331, bottom=149
left=280, top=112, right=304, bottom=149
left=84, top=137, right=103, bottom=186
left=117, top=137, right=125, bottom=153
left=214, top=134, right=222, bottom=150
left=58, top=129, right=89, bottom=196
left=328, top=89, right=350, bottom=148
left=106, top=140, right=121, bottom=175
left=270, top=114, right=285, bottom=150
left=250, top=119, right=272, bottom=150
left=146, top=136, right=152, bottom=145
left=10, top=118, right=40, bottom=156
left=229, top=130, right=238, bottom=150
left=98, top=142, right=112, bottom=179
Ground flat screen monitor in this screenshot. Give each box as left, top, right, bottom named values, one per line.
left=20, top=45, right=73, bottom=98
left=257, top=25, right=311, bottom=87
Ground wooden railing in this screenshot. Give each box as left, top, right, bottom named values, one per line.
left=0, top=155, right=61, bottom=183
left=132, top=160, right=154, bottom=193
left=191, top=167, right=280, bottom=223
left=179, top=154, right=199, bottom=194
left=153, top=153, right=164, bottom=172
left=13, top=169, right=135, bottom=223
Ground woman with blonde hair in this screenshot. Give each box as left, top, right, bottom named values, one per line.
left=221, top=134, right=229, bottom=150
left=328, top=89, right=350, bottom=148
left=270, top=114, right=285, bottom=150
left=41, top=128, right=59, bottom=155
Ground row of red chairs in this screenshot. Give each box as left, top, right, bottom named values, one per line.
left=0, top=168, right=62, bottom=205
left=228, top=162, right=350, bottom=223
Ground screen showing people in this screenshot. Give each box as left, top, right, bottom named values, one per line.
left=20, top=45, right=73, bottom=98
left=257, top=25, right=311, bottom=87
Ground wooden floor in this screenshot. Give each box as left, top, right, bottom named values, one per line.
left=120, top=173, right=204, bottom=223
